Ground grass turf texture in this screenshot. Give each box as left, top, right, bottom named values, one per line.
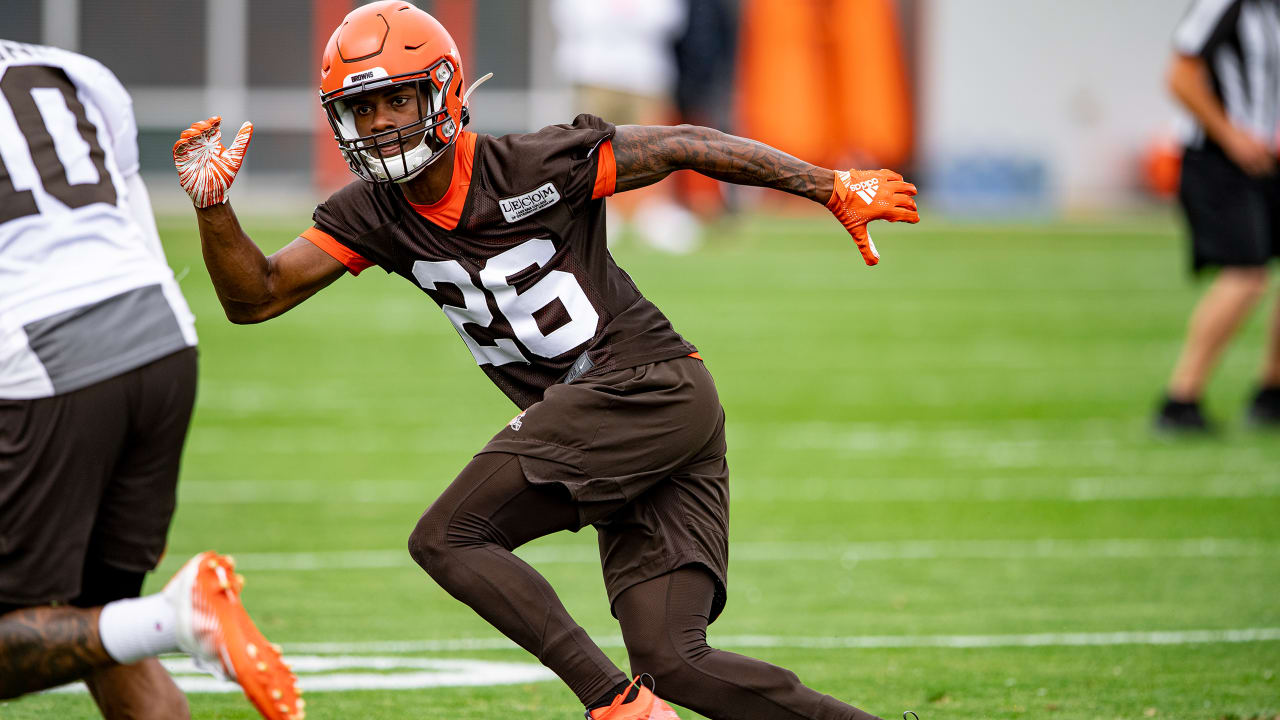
left=5, top=210, right=1278, bottom=720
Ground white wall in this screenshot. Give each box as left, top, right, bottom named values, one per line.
left=920, top=0, right=1192, bottom=211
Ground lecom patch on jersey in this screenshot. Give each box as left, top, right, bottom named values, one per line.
left=499, top=182, right=561, bottom=223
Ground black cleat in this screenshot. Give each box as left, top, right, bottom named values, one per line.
left=1245, top=386, right=1280, bottom=428
left=1153, top=396, right=1214, bottom=434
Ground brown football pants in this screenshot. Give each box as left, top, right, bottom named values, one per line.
left=407, top=452, right=884, bottom=720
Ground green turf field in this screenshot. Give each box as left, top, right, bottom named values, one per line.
left=7, top=209, right=1278, bottom=720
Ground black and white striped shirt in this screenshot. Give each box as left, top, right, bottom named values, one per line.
left=1174, top=0, right=1280, bottom=150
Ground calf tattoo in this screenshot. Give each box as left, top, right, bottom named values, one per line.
left=611, top=124, right=832, bottom=202
left=0, top=606, right=111, bottom=698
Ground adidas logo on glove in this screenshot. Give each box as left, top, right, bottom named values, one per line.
left=849, top=177, right=879, bottom=205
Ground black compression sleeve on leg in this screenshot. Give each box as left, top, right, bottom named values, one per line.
left=69, top=560, right=146, bottom=608
left=589, top=679, right=642, bottom=711
left=616, top=568, right=885, bottom=720
left=408, top=452, right=628, bottom=706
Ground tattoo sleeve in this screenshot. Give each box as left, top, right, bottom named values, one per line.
left=610, top=124, right=834, bottom=202
left=0, top=606, right=113, bottom=699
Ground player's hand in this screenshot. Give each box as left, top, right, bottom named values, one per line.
left=826, top=168, right=919, bottom=266
left=173, top=116, right=253, bottom=208
left=1220, top=125, right=1275, bottom=178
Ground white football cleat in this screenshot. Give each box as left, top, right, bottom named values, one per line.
left=163, top=552, right=304, bottom=720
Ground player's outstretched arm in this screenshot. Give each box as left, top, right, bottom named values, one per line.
left=175, top=116, right=346, bottom=323
left=611, top=124, right=919, bottom=265
left=613, top=124, right=834, bottom=200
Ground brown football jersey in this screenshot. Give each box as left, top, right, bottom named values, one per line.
left=302, top=114, right=698, bottom=409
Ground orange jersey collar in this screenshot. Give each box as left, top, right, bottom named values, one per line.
left=405, top=130, right=476, bottom=231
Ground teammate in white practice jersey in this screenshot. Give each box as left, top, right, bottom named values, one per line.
left=0, top=40, right=300, bottom=720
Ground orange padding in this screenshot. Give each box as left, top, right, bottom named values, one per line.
left=689, top=352, right=702, bottom=360
left=300, top=226, right=374, bottom=275
left=736, top=0, right=913, bottom=168
left=593, top=140, right=616, bottom=199
left=406, top=131, right=475, bottom=231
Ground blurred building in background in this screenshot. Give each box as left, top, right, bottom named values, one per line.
left=5, top=0, right=1194, bottom=216
left=918, top=0, right=1191, bottom=217
left=4, top=0, right=575, bottom=209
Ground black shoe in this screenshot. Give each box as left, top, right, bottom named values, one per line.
left=1246, top=386, right=1280, bottom=427
left=1154, top=396, right=1213, bottom=434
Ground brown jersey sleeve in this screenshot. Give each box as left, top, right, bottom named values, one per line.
left=481, top=114, right=616, bottom=214
left=308, top=179, right=398, bottom=274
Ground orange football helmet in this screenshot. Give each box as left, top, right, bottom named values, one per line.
left=319, top=1, right=489, bottom=183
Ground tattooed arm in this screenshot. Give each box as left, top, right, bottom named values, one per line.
left=611, top=124, right=834, bottom=202
left=610, top=124, right=919, bottom=266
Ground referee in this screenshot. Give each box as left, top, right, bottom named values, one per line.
left=1158, top=0, right=1280, bottom=431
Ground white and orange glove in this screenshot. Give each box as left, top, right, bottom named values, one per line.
left=173, top=116, right=253, bottom=208
left=826, top=168, right=919, bottom=266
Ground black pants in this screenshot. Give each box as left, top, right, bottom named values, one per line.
left=408, top=452, right=882, bottom=720
left=1180, top=143, right=1280, bottom=272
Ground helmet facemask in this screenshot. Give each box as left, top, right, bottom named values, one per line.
left=321, top=57, right=461, bottom=184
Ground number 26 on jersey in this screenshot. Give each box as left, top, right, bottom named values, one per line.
left=411, top=237, right=599, bottom=366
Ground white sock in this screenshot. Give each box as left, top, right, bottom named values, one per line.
left=98, top=594, right=178, bottom=664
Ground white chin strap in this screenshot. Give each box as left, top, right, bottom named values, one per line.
left=362, top=132, right=438, bottom=183
left=351, top=71, right=495, bottom=183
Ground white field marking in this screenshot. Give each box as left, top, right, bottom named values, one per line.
left=177, top=478, right=437, bottom=504
left=757, top=421, right=1279, bottom=473
left=50, top=655, right=555, bottom=694
left=286, top=627, right=1280, bottom=655
left=198, top=538, right=1280, bottom=572
left=742, top=214, right=1179, bottom=239
left=738, top=474, right=1280, bottom=503
left=186, top=426, right=481, bottom=455
left=878, top=219, right=1179, bottom=238
left=174, top=474, right=1280, bottom=505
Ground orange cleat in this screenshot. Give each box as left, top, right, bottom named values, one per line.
left=587, top=677, right=680, bottom=720
left=163, top=552, right=304, bottom=720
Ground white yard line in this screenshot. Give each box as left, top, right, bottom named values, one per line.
left=204, top=538, right=1280, bottom=571
left=175, top=474, right=1280, bottom=504
left=285, top=627, right=1280, bottom=655
left=51, top=656, right=555, bottom=694
left=48, top=630, right=1280, bottom=694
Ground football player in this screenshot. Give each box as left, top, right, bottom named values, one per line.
left=174, top=3, right=918, bottom=719
left=0, top=41, right=300, bottom=720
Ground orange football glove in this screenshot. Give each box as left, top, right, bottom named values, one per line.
left=826, top=168, right=919, bottom=266
left=173, top=116, right=253, bottom=209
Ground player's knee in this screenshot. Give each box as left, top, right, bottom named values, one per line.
left=1242, top=270, right=1269, bottom=300
left=1221, top=266, right=1269, bottom=301
left=406, top=510, right=450, bottom=576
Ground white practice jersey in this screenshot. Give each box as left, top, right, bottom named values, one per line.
left=0, top=40, right=195, bottom=399
left=1174, top=0, right=1280, bottom=151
